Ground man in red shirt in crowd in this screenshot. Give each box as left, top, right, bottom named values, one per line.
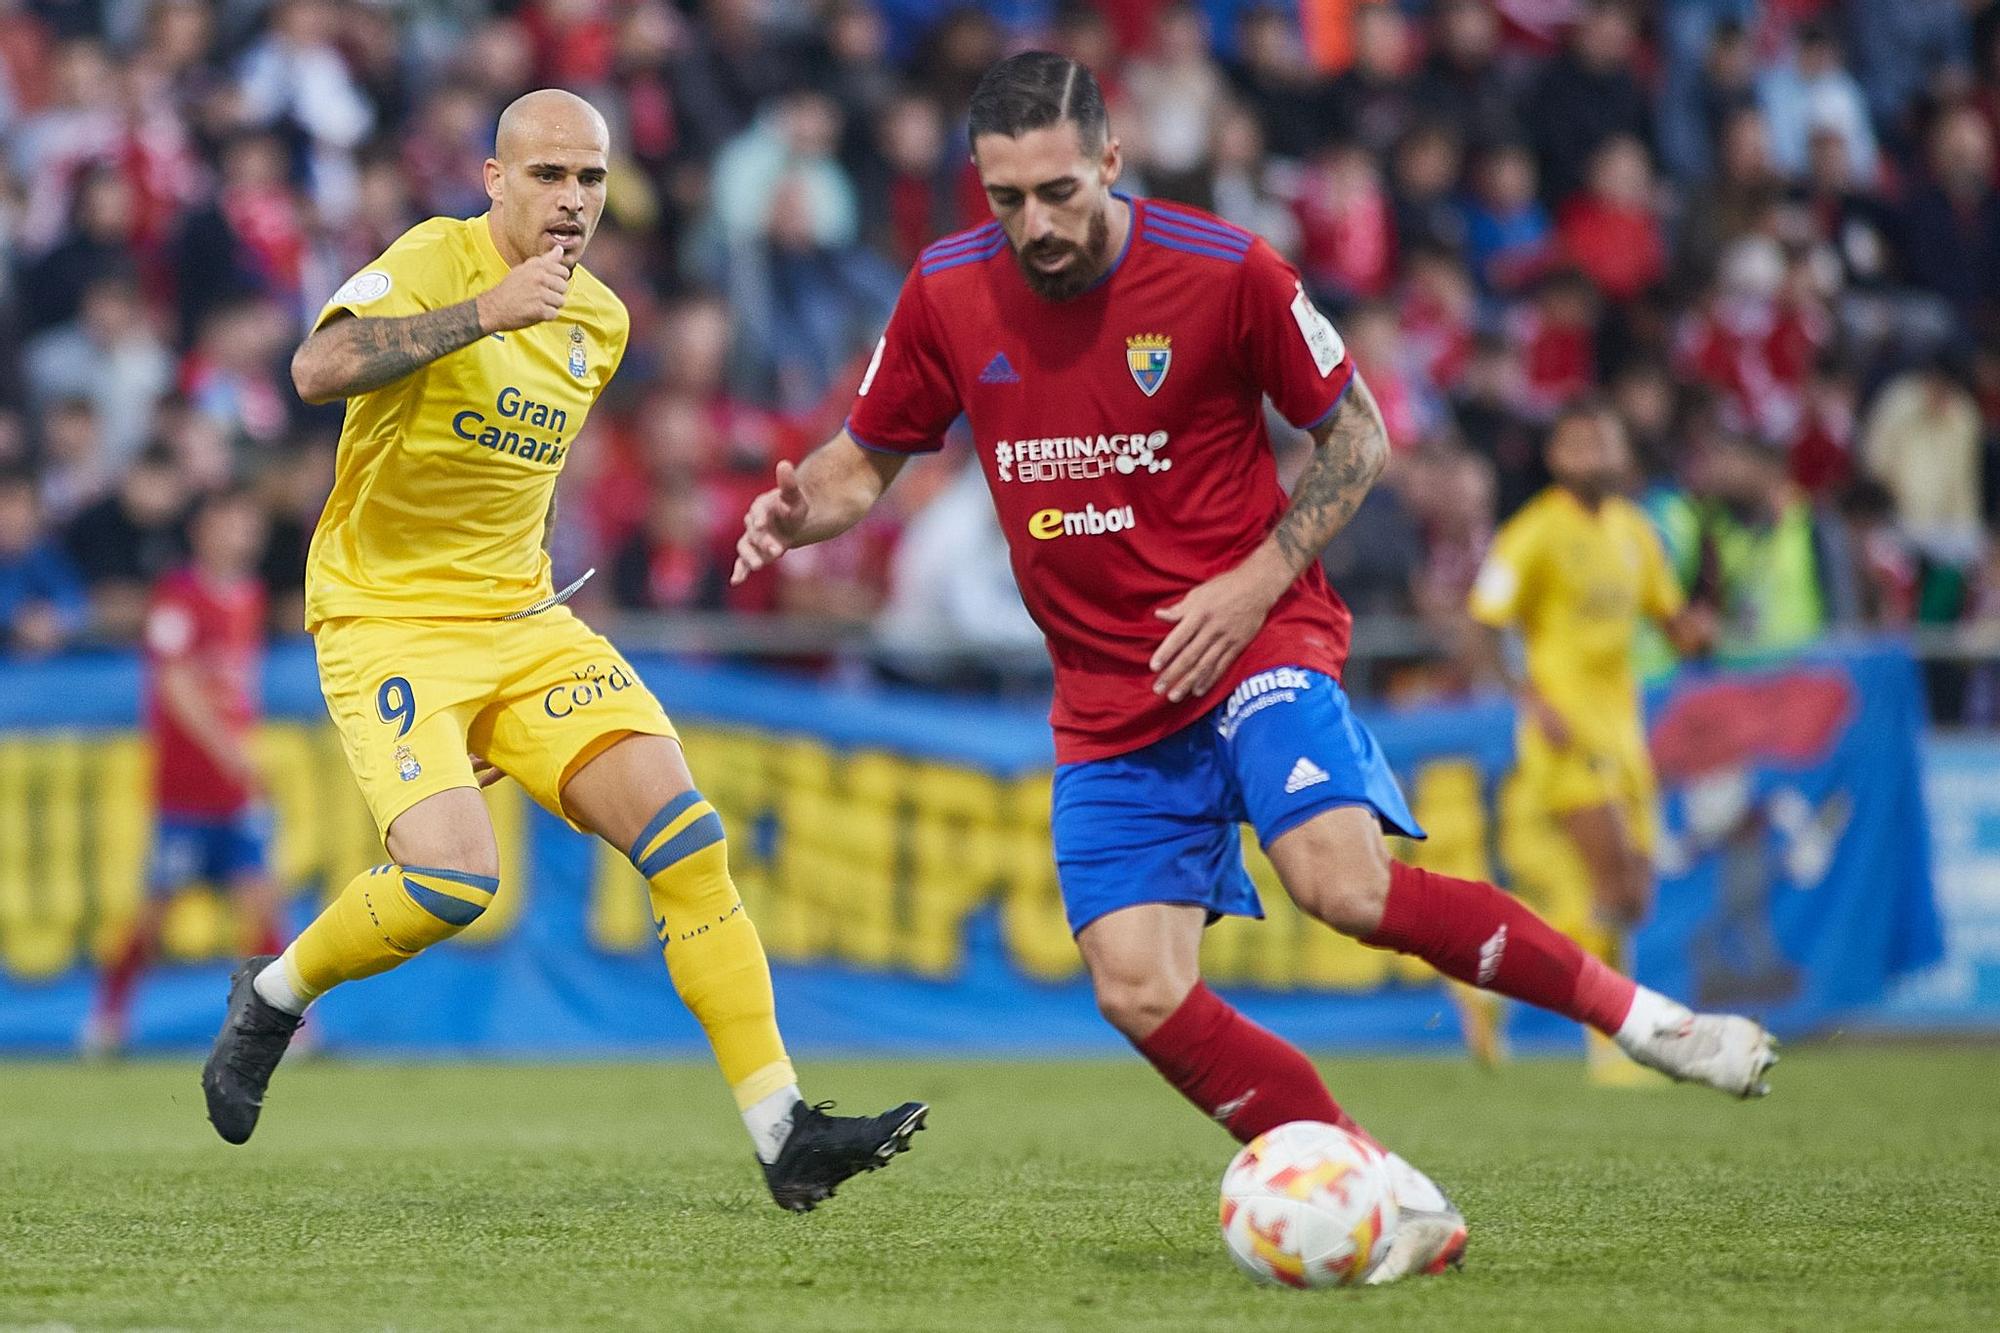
left=84, top=487, right=285, bottom=1055
left=734, top=53, right=1779, bottom=1284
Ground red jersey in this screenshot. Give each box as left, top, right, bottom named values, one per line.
left=143, top=567, right=266, bottom=817
left=847, top=195, right=1357, bottom=762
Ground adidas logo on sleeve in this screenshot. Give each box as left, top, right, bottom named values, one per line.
left=1284, top=757, right=1330, bottom=794
left=978, top=352, right=1021, bottom=384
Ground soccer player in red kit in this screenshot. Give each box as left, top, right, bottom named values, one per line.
left=84, top=487, right=285, bottom=1055
left=734, top=53, right=1777, bottom=1282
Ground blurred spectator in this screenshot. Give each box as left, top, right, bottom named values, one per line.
left=1609, top=357, right=1681, bottom=488
left=860, top=91, right=954, bottom=268
left=730, top=171, right=899, bottom=412
left=36, top=396, right=110, bottom=522
left=1388, top=122, right=1466, bottom=256
left=1522, top=0, right=1651, bottom=204
left=1676, top=106, right=1784, bottom=293
left=23, top=271, right=173, bottom=468
left=0, top=467, right=88, bottom=657
left=1325, top=1, right=1414, bottom=160
left=1407, top=446, right=1496, bottom=671
left=1205, top=100, right=1298, bottom=254
left=1124, top=2, right=1226, bottom=202
left=1655, top=0, right=1759, bottom=182
left=1510, top=269, right=1600, bottom=421
left=1678, top=238, right=1831, bottom=446
left=180, top=296, right=293, bottom=450
left=1461, top=141, right=1554, bottom=297
left=1557, top=134, right=1665, bottom=303
left=1899, top=105, right=2000, bottom=340
left=1756, top=21, right=1878, bottom=185
left=172, top=131, right=309, bottom=342
left=1408, top=0, right=1518, bottom=152
left=1321, top=455, right=1422, bottom=616
left=709, top=89, right=858, bottom=254
left=1451, top=331, right=1542, bottom=518
left=14, top=161, right=137, bottom=336
left=1788, top=356, right=1859, bottom=498
left=612, top=479, right=729, bottom=613
left=1227, top=3, right=1330, bottom=163
left=234, top=0, right=374, bottom=210
left=1666, top=434, right=1858, bottom=663
left=1860, top=356, right=1986, bottom=564
left=1398, top=244, right=1475, bottom=394
left=1795, top=124, right=1895, bottom=298
left=252, top=433, right=335, bottom=633
left=874, top=452, right=1044, bottom=688
left=61, top=441, right=189, bottom=640
left=1846, top=0, right=1975, bottom=148
left=1294, top=141, right=1393, bottom=303
left=9, top=37, right=122, bottom=252
left=1837, top=477, right=1919, bottom=628
left=671, top=0, right=807, bottom=159
left=401, top=85, right=497, bottom=221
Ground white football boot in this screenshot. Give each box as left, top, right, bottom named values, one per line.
left=1616, top=999, right=1778, bottom=1099
left=1364, top=1151, right=1468, bottom=1285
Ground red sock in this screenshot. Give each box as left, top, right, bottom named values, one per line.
left=1366, top=862, right=1637, bottom=1034
left=96, top=930, right=153, bottom=1029
left=1134, top=982, right=1373, bottom=1146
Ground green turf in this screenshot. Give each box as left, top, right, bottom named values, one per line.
left=2, top=1046, right=1996, bottom=1332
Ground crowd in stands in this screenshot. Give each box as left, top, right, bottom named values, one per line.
left=2, top=0, right=1999, bottom=718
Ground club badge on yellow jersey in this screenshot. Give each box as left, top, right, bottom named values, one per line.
left=569, top=325, right=587, bottom=378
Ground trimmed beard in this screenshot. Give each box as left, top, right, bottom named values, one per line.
left=1014, top=206, right=1112, bottom=301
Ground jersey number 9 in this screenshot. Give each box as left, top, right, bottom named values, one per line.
left=377, top=676, right=416, bottom=737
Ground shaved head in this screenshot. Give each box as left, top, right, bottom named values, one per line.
left=484, top=88, right=611, bottom=267
left=495, top=88, right=608, bottom=163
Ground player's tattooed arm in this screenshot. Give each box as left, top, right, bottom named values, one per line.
left=291, top=303, right=486, bottom=404
left=1266, top=373, right=1391, bottom=577
left=1150, top=374, right=1389, bottom=703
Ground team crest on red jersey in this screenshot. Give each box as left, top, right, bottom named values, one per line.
left=1126, top=334, right=1171, bottom=397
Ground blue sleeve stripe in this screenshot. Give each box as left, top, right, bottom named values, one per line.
left=402, top=878, right=489, bottom=926
left=1142, top=213, right=1251, bottom=251
left=1140, top=230, right=1247, bottom=263
left=627, top=790, right=705, bottom=863
left=1293, top=369, right=1357, bottom=432
left=845, top=418, right=944, bottom=455
left=402, top=864, right=501, bottom=893
left=921, top=242, right=1006, bottom=274
left=635, top=811, right=727, bottom=879
left=920, top=223, right=1002, bottom=261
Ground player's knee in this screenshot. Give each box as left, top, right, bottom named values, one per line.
left=1290, top=836, right=1393, bottom=937
left=1092, top=970, right=1188, bottom=1040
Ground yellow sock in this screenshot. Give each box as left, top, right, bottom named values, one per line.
left=278, top=863, right=500, bottom=1003
left=630, top=791, right=795, bottom=1109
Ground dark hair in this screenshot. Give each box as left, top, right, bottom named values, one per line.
left=1548, top=393, right=1618, bottom=438
left=967, top=51, right=1107, bottom=151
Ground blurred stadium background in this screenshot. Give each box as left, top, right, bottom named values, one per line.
left=2, top=0, right=1998, bottom=1059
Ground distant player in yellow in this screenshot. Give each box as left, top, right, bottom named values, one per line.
left=200, top=90, right=925, bottom=1208
left=1467, top=399, right=1713, bottom=1082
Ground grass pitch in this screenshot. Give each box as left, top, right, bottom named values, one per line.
left=2, top=1045, right=1996, bottom=1332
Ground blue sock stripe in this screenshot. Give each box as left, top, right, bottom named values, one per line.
left=402, top=864, right=500, bottom=893
left=636, top=811, right=726, bottom=879
left=627, top=791, right=706, bottom=864
left=401, top=877, right=488, bottom=926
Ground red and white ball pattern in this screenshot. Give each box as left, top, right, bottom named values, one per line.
left=1218, top=1121, right=1398, bottom=1289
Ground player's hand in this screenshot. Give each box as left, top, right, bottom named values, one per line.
left=476, top=243, right=570, bottom=333
left=1151, top=567, right=1277, bottom=703
left=469, top=754, right=505, bottom=789
left=1667, top=604, right=1719, bottom=659
left=1519, top=690, right=1572, bottom=749
left=731, top=460, right=809, bottom=585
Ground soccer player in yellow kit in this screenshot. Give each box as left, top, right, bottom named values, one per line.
left=1467, top=399, right=1713, bottom=1082
left=200, top=90, right=924, bottom=1209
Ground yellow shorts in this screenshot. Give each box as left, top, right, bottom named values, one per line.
left=1515, top=711, right=1658, bottom=855
left=313, top=606, right=677, bottom=837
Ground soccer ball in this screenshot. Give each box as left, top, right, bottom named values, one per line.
left=1218, top=1121, right=1398, bottom=1289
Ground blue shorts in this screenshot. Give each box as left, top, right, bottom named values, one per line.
left=147, top=808, right=274, bottom=898
left=1050, top=667, right=1422, bottom=935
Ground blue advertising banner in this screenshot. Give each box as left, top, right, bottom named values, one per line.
left=0, top=640, right=1949, bottom=1055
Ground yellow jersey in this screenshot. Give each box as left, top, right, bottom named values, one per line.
left=304, top=214, right=629, bottom=629
left=1468, top=487, right=1682, bottom=737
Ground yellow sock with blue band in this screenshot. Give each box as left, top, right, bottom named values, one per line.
left=629, top=790, right=797, bottom=1115
left=255, top=863, right=501, bottom=1013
